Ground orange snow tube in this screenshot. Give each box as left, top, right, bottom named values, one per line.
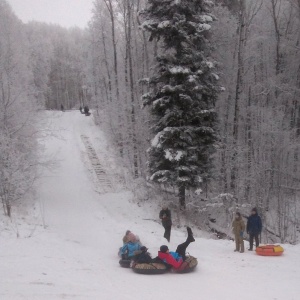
left=256, top=245, right=284, bottom=256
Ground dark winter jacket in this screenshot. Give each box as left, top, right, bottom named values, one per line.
left=246, top=214, right=262, bottom=235
left=134, top=251, right=152, bottom=264
left=159, top=209, right=172, bottom=227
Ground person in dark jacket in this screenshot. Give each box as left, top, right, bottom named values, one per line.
left=246, top=207, right=262, bottom=251
left=84, top=105, right=90, bottom=116
left=133, top=246, right=152, bottom=264
left=158, top=227, right=195, bottom=269
left=159, top=206, right=172, bottom=242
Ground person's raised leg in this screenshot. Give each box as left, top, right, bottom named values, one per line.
left=175, top=227, right=195, bottom=260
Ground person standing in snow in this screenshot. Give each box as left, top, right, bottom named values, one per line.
left=232, top=212, right=245, bottom=253
left=158, top=227, right=195, bottom=270
left=246, top=207, right=262, bottom=251
left=159, top=206, right=172, bottom=242
left=84, top=105, right=90, bottom=116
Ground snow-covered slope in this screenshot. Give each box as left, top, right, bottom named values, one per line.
left=1, top=111, right=300, bottom=300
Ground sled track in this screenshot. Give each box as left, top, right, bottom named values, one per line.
left=81, top=135, right=112, bottom=193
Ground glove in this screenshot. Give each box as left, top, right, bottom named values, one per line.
left=240, top=231, right=244, bottom=237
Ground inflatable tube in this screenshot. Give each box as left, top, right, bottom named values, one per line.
left=256, top=245, right=284, bottom=256
left=174, top=256, right=198, bottom=273
left=132, top=262, right=168, bottom=275
left=119, top=259, right=131, bottom=268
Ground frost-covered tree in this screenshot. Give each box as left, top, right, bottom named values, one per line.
left=141, top=0, right=219, bottom=208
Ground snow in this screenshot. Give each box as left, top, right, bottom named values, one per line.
left=151, top=131, right=163, bottom=148
left=206, top=61, right=214, bottom=69
left=200, top=15, right=213, bottom=23
left=198, top=24, right=211, bottom=31
left=1, top=111, right=300, bottom=300
left=169, top=66, right=190, bottom=75
left=158, top=21, right=170, bottom=29
left=164, top=149, right=185, bottom=161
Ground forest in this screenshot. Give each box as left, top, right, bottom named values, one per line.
left=1, top=0, right=300, bottom=244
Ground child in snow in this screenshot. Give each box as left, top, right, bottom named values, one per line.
left=158, top=227, right=195, bottom=269
left=232, top=212, right=245, bottom=253
left=159, top=205, right=172, bottom=242
left=120, top=233, right=141, bottom=260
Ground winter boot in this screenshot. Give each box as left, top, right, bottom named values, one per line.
left=187, top=227, right=195, bottom=242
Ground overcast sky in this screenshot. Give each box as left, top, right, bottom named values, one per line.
left=7, top=0, right=94, bottom=29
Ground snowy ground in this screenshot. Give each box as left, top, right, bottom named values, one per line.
left=1, top=111, right=300, bottom=300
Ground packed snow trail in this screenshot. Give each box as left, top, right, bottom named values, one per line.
left=1, top=111, right=300, bottom=300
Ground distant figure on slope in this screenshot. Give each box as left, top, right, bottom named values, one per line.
left=79, top=106, right=83, bottom=113
left=84, top=105, right=90, bottom=116
left=232, top=212, right=245, bottom=253
left=246, top=207, right=262, bottom=251
left=159, top=205, right=172, bottom=242
left=120, top=233, right=141, bottom=260
left=61, top=104, right=64, bottom=111
left=158, top=227, right=195, bottom=269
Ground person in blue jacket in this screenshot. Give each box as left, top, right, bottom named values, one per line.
left=246, top=207, right=262, bottom=251
left=120, top=238, right=141, bottom=260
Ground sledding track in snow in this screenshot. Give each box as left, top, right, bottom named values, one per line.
left=80, top=134, right=112, bottom=193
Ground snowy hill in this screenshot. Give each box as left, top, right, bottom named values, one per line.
left=1, top=111, right=300, bottom=300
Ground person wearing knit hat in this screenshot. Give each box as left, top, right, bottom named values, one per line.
left=232, top=212, right=245, bottom=253
left=122, top=230, right=131, bottom=244
left=246, top=207, right=262, bottom=251
left=158, top=227, right=195, bottom=269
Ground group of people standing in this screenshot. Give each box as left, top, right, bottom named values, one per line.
left=232, top=207, right=262, bottom=253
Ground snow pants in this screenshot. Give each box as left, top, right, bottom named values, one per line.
left=249, top=233, right=259, bottom=250
left=163, top=225, right=171, bottom=242
left=176, top=239, right=191, bottom=260
left=235, top=234, right=244, bottom=252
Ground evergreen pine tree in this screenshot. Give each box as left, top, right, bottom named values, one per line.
left=141, top=0, right=219, bottom=209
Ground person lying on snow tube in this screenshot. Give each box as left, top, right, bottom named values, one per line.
left=133, top=246, right=153, bottom=264
left=120, top=233, right=141, bottom=260
left=158, top=227, right=195, bottom=270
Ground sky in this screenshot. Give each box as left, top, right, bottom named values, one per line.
left=6, top=0, right=94, bottom=29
